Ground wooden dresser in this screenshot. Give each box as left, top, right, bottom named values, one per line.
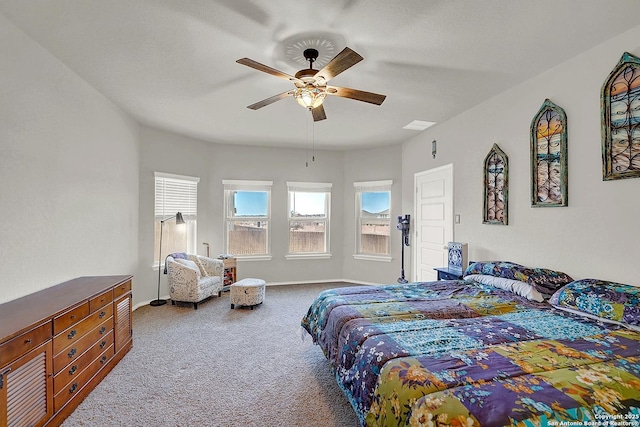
left=0, top=275, right=133, bottom=427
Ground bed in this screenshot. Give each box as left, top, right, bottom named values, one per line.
left=301, top=261, right=640, bottom=426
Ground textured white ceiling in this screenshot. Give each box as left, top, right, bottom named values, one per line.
left=2, top=0, right=639, bottom=150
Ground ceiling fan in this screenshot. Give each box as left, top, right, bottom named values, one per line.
left=236, top=47, right=386, bottom=122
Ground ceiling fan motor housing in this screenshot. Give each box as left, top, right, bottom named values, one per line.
left=295, top=48, right=327, bottom=88
left=294, top=68, right=320, bottom=81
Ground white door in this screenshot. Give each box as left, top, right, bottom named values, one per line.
left=413, top=164, right=453, bottom=281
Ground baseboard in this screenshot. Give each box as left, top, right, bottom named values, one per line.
left=133, top=279, right=383, bottom=311
left=134, top=296, right=170, bottom=311
left=264, top=278, right=382, bottom=287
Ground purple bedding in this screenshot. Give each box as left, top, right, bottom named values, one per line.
left=301, top=280, right=640, bottom=426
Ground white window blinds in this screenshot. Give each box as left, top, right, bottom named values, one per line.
left=353, top=180, right=392, bottom=192
left=286, top=182, right=333, bottom=192
left=223, top=180, right=273, bottom=192
left=155, top=172, right=199, bottom=220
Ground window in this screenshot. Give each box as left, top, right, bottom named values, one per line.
left=154, top=172, right=199, bottom=267
left=354, top=180, right=392, bottom=260
left=287, top=182, right=332, bottom=258
left=223, top=180, right=272, bottom=259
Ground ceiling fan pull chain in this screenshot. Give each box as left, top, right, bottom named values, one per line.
left=306, top=115, right=310, bottom=167
left=312, top=120, right=315, bottom=162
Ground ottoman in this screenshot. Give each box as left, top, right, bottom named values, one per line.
left=230, top=278, right=266, bottom=310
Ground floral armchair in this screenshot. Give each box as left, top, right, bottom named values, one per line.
left=166, top=253, right=224, bottom=309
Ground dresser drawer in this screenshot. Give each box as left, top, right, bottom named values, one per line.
left=0, top=321, right=52, bottom=366
left=53, top=344, right=114, bottom=413
left=53, top=330, right=114, bottom=395
left=113, top=279, right=132, bottom=298
left=53, top=304, right=113, bottom=355
left=89, top=289, right=113, bottom=313
left=53, top=316, right=113, bottom=374
left=53, top=302, right=90, bottom=335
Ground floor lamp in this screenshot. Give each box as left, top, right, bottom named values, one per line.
left=151, top=212, right=185, bottom=307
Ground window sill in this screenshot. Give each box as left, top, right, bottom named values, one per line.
left=235, top=255, right=272, bottom=261
left=285, top=253, right=332, bottom=260
left=353, top=254, right=393, bottom=262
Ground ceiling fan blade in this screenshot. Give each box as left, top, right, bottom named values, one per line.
left=311, top=105, right=327, bottom=122
left=247, top=90, right=293, bottom=110
left=327, top=86, right=386, bottom=105
left=236, top=58, right=302, bottom=84
left=314, top=47, right=363, bottom=82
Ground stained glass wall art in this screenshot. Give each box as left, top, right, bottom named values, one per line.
left=483, top=144, right=508, bottom=225
left=601, top=52, right=640, bottom=180
left=530, top=99, right=568, bottom=207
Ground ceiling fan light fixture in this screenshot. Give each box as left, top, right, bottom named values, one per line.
left=294, top=85, right=327, bottom=109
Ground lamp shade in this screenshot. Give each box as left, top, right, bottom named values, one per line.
left=294, top=85, right=327, bottom=109
left=175, top=212, right=185, bottom=225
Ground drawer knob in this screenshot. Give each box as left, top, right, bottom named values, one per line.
left=69, top=382, right=78, bottom=394
left=24, top=338, right=32, bottom=344
left=69, top=365, right=78, bottom=375
left=70, top=314, right=76, bottom=320
left=67, top=330, right=77, bottom=340
left=100, top=355, right=107, bottom=364
left=100, top=326, right=106, bottom=334
left=100, top=340, right=107, bottom=349
left=99, top=311, right=106, bottom=319
left=68, top=348, right=77, bottom=358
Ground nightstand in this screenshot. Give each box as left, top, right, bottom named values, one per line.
left=434, top=267, right=464, bottom=281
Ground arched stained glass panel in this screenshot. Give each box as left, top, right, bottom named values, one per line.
left=530, top=99, right=568, bottom=207
left=601, top=52, right=640, bottom=180
left=483, top=144, right=508, bottom=225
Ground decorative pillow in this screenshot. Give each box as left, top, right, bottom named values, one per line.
left=465, top=274, right=544, bottom=302
left=194, top=258, right=209, bottom=277
left=549, top=279, right=640, bottom=329
left=464, top=261, right=526, bottom=277
left=464, top=261, right=573, bottom=297
left=514, top=266, right=574, bottom=296
left=175, top=259, right=201, bottom=277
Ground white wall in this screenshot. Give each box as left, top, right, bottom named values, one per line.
left=342, top=145, right=404, bottom=284
left=0, top=16, right=140, bottom=304
left=138, top=126, right=346, bottom=305
left=5, top=12, right=638, bottom=308
left=402, top=25, right=640, bottom=285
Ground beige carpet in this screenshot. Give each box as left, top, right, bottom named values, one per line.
left=61, top=282, right=360, bottom=427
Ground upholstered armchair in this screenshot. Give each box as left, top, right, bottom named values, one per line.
left=166, top=254, right=224, bottom=309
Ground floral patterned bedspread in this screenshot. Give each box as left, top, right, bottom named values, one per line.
left=301, top=281, right=640, bottom=426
